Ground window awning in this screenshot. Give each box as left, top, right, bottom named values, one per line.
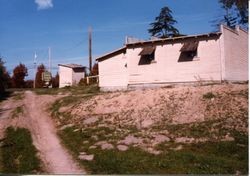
left=180, top=41, right=199, bottom=52
left=139, top=46, right=156, bottom=55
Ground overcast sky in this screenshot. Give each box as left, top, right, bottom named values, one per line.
left=0, top=0, right=223, bottom=79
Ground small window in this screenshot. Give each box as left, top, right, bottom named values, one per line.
left=138, top=46, right=156, bottom=65
left=178, top=41, right=199, bottom=62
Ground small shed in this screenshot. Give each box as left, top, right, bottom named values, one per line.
left=58, top=64, right=86, bottom=88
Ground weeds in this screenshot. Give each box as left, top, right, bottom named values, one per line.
left=11, top=106, right=24, bottom=118
left=203, top=92, right=216, bottom=99
left=1, top=127, right=42, bottom=174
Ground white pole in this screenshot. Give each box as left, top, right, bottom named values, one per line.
left=48, top=47, right=51, bottom=73
left=34, top=52, right=37, bottom=88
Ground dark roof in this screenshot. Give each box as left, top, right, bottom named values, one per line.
left=96, top=47, right=126, bottom=61
left=180, top=41, right=199, bottom=52
left=139, top=46, right=156, bottom=55
left=58, top=64, right=86, bottom=69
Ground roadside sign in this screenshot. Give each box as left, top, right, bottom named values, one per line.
left=42, top=71, right=52, bottom=82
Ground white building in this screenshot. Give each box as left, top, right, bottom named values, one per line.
left=96, top=25, right=248, bottom=91
left=58, top=64, right=86, bottom=88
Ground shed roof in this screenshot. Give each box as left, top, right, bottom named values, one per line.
left=96, top=47, right=126, bottom=61
left=58, top=64, right=86, bottom=69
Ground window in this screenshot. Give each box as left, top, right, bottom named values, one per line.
left=138, top=46, right=156, bottom=65
left=178, top=41, right=199, bottom=62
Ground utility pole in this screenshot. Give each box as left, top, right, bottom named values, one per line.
left=48, top=47, right=51, bottom=73
left=88, top=26, right=92, bottom=75
left=33, top=52, right=37, bottom=88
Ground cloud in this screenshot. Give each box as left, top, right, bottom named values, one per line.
left=35, top=0, right=53, bottom=10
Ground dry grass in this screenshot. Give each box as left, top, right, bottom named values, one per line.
left=51, top=83, right=248, bottom=174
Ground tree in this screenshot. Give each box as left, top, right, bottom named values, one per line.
left=35, top=64, right=46, bottom=88
left=148, top=6, right=180, bottom=38
left=217, top=0, right=248, bottom=28
left=52, top=72, right=59, bottom=88
left=91, top=63, right=98, bottom=76
left=0, top=58, right=9, bottom=93
left=12, top=63, right=28, bottom=88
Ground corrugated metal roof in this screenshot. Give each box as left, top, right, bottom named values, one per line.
left=58, top=64, right=86, bottom=69
left=180, top=41, right=199, bottom=52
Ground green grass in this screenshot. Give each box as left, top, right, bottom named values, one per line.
left=0, top=127, right=42, bottom=174
left=58, top=125, right=248, bottom=174
left=34, top=84, right=100, bottom=95
left=11, top=106, right=24, bottom=118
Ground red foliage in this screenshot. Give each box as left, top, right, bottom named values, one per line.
left=91, top=63, right=98, bottom=76
left=12, top=63, right=28, bottom=88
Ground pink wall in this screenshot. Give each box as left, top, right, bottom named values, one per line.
left=97, top=25, right=248, bottom=90
left=222, top=26, right=248, bottom=81
left=127, top=37, right=222, bottom=85
left=98, top=52, right=128, bottom=90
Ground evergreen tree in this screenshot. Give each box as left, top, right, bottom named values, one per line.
left=148, top=6, right=179, bottom=38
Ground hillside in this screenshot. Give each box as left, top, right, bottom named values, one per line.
left=52, top=83, right=248, bottom=174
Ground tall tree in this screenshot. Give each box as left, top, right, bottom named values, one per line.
left=218, top=0, right=248, bottom=28
left=12, top=63, right=28, bottom=88
left=35, top=64, right=46, bottom=88
left=0, top=58, right=9, bottom=93
left=148, top=6, right=180, bottom=38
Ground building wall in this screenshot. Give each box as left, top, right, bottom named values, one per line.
left=222, top=26, right=248, bottom=81
left=59, top=66, right=73, bottom=88
left=98, top=53, right=128, bottom=90
left=127, top=37, right=222, bottom=85
left=72, top=69, right=85, bottom=86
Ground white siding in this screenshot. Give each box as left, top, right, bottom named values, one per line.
left=222, top=26, right=248, bottom=81
left=127, top=37, right=222, bottom=85
left=59, top=66, right=73, bottom=88
left=99, top=53, right=128, bottom=90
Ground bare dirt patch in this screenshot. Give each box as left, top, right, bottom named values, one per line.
left=56, top=83, right=248, bottom=155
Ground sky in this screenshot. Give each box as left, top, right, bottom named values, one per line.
left=0, top=0, right=223, bottom=79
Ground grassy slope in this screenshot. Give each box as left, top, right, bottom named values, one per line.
left=51, top=84, right=248, bottom=174
left=58, top=125, right=248, bottom=174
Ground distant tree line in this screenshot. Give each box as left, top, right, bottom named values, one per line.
left=0, top=58, right=59, bottom=94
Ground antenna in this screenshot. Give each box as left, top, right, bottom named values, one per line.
left=33, top=52, right=37, bottom=88
left=48, top=47, right=51, bottom=73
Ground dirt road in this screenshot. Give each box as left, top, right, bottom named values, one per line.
left=0, top=91, right=85, bottom=174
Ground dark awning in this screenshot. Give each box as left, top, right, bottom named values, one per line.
left=139, top=46, right=156, bottom=55
left=180, top=41, right=199, bottom=52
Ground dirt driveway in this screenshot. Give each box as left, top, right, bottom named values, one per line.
left=0, top=91, right=85, bottom=174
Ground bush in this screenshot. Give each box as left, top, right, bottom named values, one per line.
left=203, top=92, right=216, bottom=99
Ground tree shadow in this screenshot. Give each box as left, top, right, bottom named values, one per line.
left=0, top=91, right=13, bottom=103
